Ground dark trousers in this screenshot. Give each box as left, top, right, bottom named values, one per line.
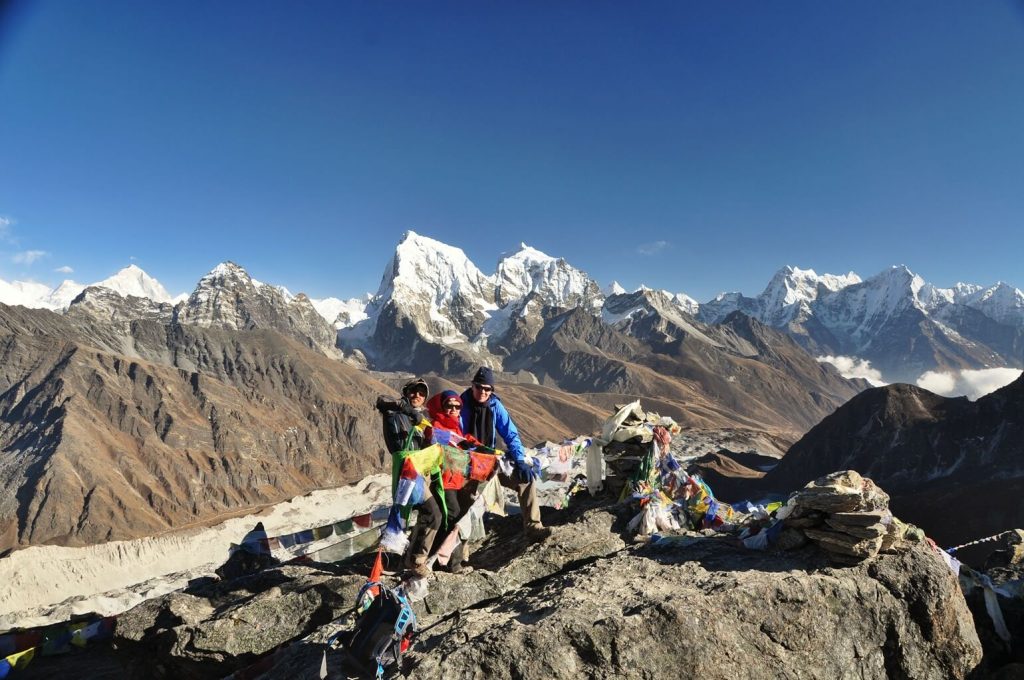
left=407, top=490, right=442, bottom=566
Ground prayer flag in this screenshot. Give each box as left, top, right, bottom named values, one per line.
left=469, top=452, right=497, bottom=481
left=3, top=646, right=36, bottom=671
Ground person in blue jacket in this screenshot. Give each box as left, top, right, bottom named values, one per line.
left=460, top=366, right=550, bottom=542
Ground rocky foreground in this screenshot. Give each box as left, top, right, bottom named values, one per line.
left=21, top=484, right=1002, bottom=680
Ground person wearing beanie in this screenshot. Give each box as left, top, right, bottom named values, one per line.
left=375, top=377, right=441, bottom=578
left=425, top=389, right=481, bottom=572
left=460, top=367, right=550, bottom=543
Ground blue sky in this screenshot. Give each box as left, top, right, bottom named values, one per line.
left=1, top=1, right=1023, bottom=301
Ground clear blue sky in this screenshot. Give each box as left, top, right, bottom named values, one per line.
left=2, top=1, right=1023, bottom=301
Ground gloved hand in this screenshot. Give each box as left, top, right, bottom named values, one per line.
left=515, top=457, right=538, bottom=483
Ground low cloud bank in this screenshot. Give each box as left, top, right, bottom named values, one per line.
left=916, top=367, right=1023, bottom=401
left=816, top=355, right=887, bottom=387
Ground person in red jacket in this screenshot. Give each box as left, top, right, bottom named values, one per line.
left=426, top=389, right=480, bottom=573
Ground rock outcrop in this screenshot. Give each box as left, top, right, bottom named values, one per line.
left=103, top=492, right=983, bottom=680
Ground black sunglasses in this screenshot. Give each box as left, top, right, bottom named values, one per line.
left=472, top=383, right=493, bottom=393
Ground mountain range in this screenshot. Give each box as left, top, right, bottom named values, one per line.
left=4, top=234, right=1022, bottom=385
left=699, top=265, right=1024, bottom=382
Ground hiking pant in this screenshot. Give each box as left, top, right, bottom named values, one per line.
left=441, top=483, right=479, bottom=568
left=499, top=469, right=543, bottom=530
left=407, top=490, right=442, bottom=567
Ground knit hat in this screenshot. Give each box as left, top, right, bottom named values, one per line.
left=439, top=389, right=461, bottom=406
left=472, top=366, right=495, bottom=388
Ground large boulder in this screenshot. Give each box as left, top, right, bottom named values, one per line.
left=111, top=564, right=365, bottom=678
left=399, top=539, right=980, bottom=680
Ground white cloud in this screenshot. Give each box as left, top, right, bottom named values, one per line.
left=55, top=265, right=74, bottom=274
left=636, top=240, right=670, bottom=256
left=817, top=355, right=887, bottom=387
left=0, top=216, right=14, bottom=243
left=916, top=367, right=1023, bottom=401
left=915, top=371, right=957, bottom=395
left=12, top=250, right=48, bottom=265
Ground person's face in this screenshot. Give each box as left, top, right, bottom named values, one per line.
left=471, top=382, right=493, bottom=404
left=443, top=399, right=461, bottom=415
left=406, top=386, right=427, bottom=407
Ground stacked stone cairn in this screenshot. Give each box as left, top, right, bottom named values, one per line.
left=778, top=470, right=923, bottom=565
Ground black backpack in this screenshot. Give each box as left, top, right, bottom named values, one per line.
left=328, top=580, right=417, bottom=679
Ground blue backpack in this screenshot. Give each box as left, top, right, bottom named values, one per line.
left=327, top=580, right=417, bottom=679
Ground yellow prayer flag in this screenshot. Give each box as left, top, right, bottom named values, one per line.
left=402, top=444, right=444, bottom=476
left=6, top=645, right=37, bottom=669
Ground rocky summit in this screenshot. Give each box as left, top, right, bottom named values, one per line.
left=90, top=485, right=984, bottom=680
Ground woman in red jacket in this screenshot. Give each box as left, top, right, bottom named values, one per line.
left=426, top=389, right=479, bottom=572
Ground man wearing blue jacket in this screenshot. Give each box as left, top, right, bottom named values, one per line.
left=460, top=366, right=550, bottom=542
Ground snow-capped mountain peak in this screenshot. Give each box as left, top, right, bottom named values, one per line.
left=750, top=265, right=862, bottom=326
left=504, top=243, right=557, bottom=267
left=959, top=281, right=1024, bottom=327
left=46, top=279, right=87, bottom=309
left=0, top=265, right=176, bottom=311
left=0, top=278, right=53, bottom=309
left=201, top=261, right=251, bottom=285
left=382, top=231, right=495, bottom=308
left=311, top=294, right=371, bottom=329
left=763, top=265, right=861, bottom=308
left=674, top=292, right=700, bottom=315
left=604, top=281, right=626, bottom=296
left=494, top=242, right=601, bottom=308
left=93, top=264, right=174, bottom=304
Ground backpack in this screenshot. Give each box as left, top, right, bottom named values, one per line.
left=328, top=580, right=417, bottom=679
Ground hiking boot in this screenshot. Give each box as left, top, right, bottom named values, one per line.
left=524, top=526, right=552, bottom=544
left=449, top=562, right=474, bottom=575
left=407, top=562, right=431, bottom=579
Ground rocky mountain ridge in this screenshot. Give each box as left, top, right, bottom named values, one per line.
left=4, top=237, right=1021, bottom=384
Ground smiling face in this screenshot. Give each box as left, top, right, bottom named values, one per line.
left=471, top=382, right=493, bottom=404
left=405, top=385, right=427, bottom=408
